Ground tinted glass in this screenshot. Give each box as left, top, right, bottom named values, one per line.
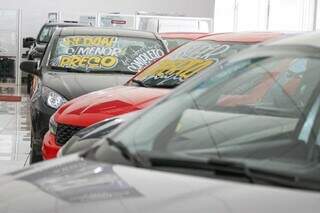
left=164, top=38, right=190, bottom=50
left=131, top=40, right=249, bottom=88
left=97, top=55, right=320, bottom=186
left=38, top=26, right=56, bottom=43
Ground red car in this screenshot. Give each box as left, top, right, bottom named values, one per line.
left=160, top=32, right=208, bottom=50
left=42, top=32, right=286, bottom=160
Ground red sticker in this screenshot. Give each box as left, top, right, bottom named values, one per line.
left=111, top=20, right=127, bottom=25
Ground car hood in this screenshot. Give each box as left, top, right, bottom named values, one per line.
left=55, top=86, right=170, bottom=127
left=0, top=155, right=319, bottom=212
left=42, top=71, right=133, bottom=100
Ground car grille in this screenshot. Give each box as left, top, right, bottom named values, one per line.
left=56, top=124, right=83, bottom=146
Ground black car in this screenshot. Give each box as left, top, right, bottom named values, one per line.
left=23, top=22, right=87, bottom=60
left=22, top=22, right=87, bottom=94
left=1, top=33, right=320, bottom=212
left=20, top=27, right=168, bottom=163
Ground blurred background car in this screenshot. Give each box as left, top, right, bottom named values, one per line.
left=22, top=22, right=87, bottom=61
left=22, top=22, right=88, bottom=94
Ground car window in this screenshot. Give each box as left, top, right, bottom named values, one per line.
left=131, top=40, right=250, bottom=88
left=38, top=26, right=56, bottom=43
left=48, top=36, right=166, bottom=73
left=313, top=96, right=320, bottom=146
left=206, top=58, right=309, bottom=111
left=164, top=38, right=190, bottom=50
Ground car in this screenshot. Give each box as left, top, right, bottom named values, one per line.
left=23, top=22, right=87, bottom=61
left=160, top=32, right=208, bottom=50
left=20, top=27, right=168, bottom=163
left=42, top=32, right=287, bottom=160
left=1, top=32, right=320, bottom=212
left=22, top=22, right=88, bottom=94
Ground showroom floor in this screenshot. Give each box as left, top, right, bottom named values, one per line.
left=0, top=84, right=30, bottom=174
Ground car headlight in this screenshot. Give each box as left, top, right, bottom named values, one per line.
left=42, top=86, right=67, bottom=109
left=49, top=115, right=57, bottom=135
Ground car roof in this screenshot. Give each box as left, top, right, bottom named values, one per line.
left=199, top=32, right=286, bottom=43
left=44, top=22, right=86, bottom=27
left=160, top=32, right=208, bottom=40
left=58, top=27, right=159, bottom=39
left=263, top=32, right=320, bottom=48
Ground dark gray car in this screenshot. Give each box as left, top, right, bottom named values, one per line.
left=23, top=22, right=87, bottom=60
left=20, top=27, right=168, bottom=163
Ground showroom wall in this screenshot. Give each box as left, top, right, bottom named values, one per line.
left=214, top=0, right=317, bottom=32
left=1, top=0, right=214, bottom=37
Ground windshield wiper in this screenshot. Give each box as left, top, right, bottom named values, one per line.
left=50, top=66, right=84, bottom=73
left=106, top=137, right=143, bottom=167
left=131, top=79, right=150, bottom=88
left=131, top=79, right=180, bottom=89
left=150, top=84, right=180, bottom=89
left=145, top=154, right=255, bottom=183
left=244, top=167, right=320, bottom=191
left=50, top=66, right=135, bottom=75
left=145, top=154, right=320, bottom=191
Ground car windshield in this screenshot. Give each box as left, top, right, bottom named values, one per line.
left=37, top=25, right=57, bottom=43
left=48, top=36, right=166, bottom=73
left=164, top=38, right=190, bottom=50
left=95, top=50, right=320, bottom=190
left=130, top=40, right=250, bottom=88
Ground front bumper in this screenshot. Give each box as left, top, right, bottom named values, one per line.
left=42, top=131, right=61, bottom=160
left=30, top=96, right=56, bottom=152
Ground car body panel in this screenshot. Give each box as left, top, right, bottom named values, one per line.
left=200, top=32, right=286, bottom=43
left=55, top=86, right=170, bottom=127
left=42, top=132, right=58, bottom=160
left=0, top=155, right=319, bottom=213
left=42, top=72, right=132, bottom=100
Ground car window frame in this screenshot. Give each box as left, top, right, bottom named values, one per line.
left=37, top=25, right=57, bottom=44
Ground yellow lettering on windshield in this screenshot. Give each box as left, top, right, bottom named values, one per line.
left=63, top=36, right=118, bottom=47
left=58, top=55, right=118, bottom=69
left=101, top=56, right=117, bottom=68
left=136, top=59, right=214, bottom=81
left=60, top=56, right=72, bottom=67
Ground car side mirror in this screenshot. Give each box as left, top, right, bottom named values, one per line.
left=20, top=61, right=40, bottom=76
left=30, top=50, right=44, bottom=60
left=23, top=37, right=36, bottom=48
